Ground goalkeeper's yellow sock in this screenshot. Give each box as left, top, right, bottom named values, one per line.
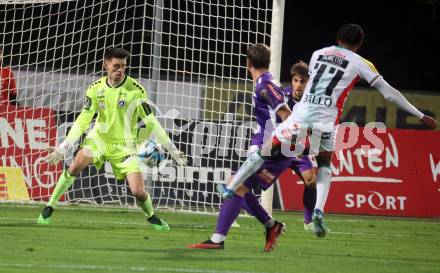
left=47, top=170, right=75, bottom=208
left=138, top=193, right=154, bottom=218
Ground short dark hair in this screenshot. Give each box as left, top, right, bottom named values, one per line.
left=290, top=60, right=309, bottom=79
left=104, top=47, right=130, bottom=60
left=336, top=24, right=365, bottom=46
left=246, top=44, right=270, bottom=69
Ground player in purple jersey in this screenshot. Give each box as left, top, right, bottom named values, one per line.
left=188, top=44, right=292, bottom=252
left=285, top=61, right=317, bottom=230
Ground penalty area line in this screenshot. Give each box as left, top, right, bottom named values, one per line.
left=0, top=217, right=419, bottom=238
left=0, top=217, right=212, bottom=229
left=0, top=263, right=263, bottom=273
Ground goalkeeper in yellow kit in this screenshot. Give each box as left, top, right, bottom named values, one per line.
left=38, top=48, right=187, bottom=230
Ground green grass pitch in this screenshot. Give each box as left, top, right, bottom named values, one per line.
left=0, top=204, right=439, bottom=273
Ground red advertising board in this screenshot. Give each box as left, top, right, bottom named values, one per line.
left=278, top=128, right=440, bottom=217
left=0, top=104, right=62, bottom=200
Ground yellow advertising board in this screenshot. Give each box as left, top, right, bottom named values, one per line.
left=0, top=167, right=30, bottom=201
left=341, top=89, right=440, bottom=130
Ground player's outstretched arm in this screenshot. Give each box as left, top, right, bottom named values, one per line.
left=372, top=77, right=437, bottom=129
left=45, top=88, right=97, bottom=165
left=276, top=104, right=291, bottom=121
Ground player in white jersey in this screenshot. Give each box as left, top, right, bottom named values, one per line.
left=221, top=24, right=437, bottom=238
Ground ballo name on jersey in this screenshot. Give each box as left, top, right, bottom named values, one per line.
left=302, top=94, right=332, bottom=107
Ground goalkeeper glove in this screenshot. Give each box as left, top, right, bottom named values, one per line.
left=163, top=142, right=188, bottom=167
left=216, top=183, right=234, bottom=199
left=44, top=141, right=72, bottom=165
left=44, top=147, right=65, bottom=165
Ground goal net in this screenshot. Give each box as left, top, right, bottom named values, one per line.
left=0, top=0, right=274, bottom=213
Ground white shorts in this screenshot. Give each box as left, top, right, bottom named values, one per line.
left=273, top=114, right=336, bottom=156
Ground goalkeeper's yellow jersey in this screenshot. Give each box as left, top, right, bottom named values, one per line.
left=66, top=75, right=169, bottom=145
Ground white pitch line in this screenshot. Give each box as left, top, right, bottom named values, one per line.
left=329, top=231, right=410, bottom=237
left=332, top=176, right=402, bottom=183
left=296, top=176, right=402, bottom=184
left=0, top=217, right=432, bottom=238
left=0, top=217, right=212, bottom=229
left=0, top=263, right=261, bottom=273
left=2, top=216, right=440, bottom=226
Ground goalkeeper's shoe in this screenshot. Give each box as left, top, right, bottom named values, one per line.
left=37, top=206, right=54, bottom=224
left=187, top=239, right=224, bottom=250
left=147, top=214, right=170, bottom=231
left=312, top=209, right=328, bottom=238
left=264, top=221, right=286, bottom=252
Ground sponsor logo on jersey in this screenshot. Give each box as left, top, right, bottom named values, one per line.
left=142, top=102, right=152, bottom=115
left=321, top=132, right=332, bottom=140
left=267, top=84, right=283, bottom=101
left=258, top=168, right=276, bottom=184
left=260, top=89, right=275, bottom=106
left=97, top=88, right=105, bottom=98
left=303, top=94, right=332, bottom=107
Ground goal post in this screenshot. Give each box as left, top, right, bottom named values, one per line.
left=261, top=0, right=285, bottom=215
left=0, top=0, right=282, bottom=214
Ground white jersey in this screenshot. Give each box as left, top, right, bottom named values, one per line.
left=293, top=45, right=380, bottom=126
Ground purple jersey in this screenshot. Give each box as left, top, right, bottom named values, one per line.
left=290, top=156, right=314, bottom=174
left=282, top=86, right=297, bottom=110
left=275, top=86, right=297, bottom=124
left=251, top=72, right=286, bottom=146
left=244, top=157, right=293, bottom=191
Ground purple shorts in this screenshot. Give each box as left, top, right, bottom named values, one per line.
left=289, top=156, right=313, bottom=174
left=243, top=158, right=294, bottom=191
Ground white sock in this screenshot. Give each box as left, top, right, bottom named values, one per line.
left=211, top=233, right=226, bottom=243
left=314, top=166, right=332, bottom=212
left=227, top=152, right=264, bottom=191
left=264, top=218, right=275, bottom=229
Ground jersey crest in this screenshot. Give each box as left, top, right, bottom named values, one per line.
left=118, top=99, right=126, bottom=107
left=84, top=96, right=92, bottom=110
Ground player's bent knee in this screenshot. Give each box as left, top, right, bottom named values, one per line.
left=304, top=174, right=317, bottom=188
left=68, top=150, right=94, bottom=176
left=68, top=165, right=82, bottom=177
left=68, top=161, right=90, bottom=176
left=132, top=188, right=147, bottom=200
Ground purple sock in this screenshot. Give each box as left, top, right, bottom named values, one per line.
left=243, top=192, right=271, bottom=224
left=304, top=207, right=313, bottom=223
left=303, top=186, right=316, bottom=223
left=215, top=194, right=244, bottom=236
left=242, top=198, right=256, bottom=217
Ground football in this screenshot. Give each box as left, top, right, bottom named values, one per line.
left=138, top=140, right=166, bottom=167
